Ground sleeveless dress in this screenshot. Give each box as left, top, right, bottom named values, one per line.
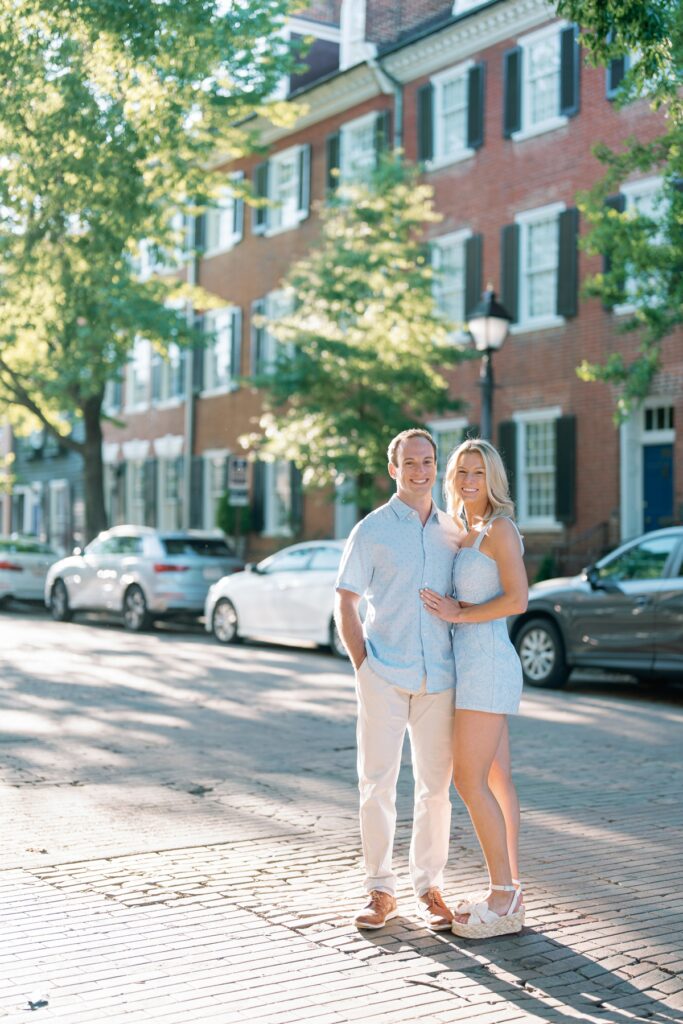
left=451, top=516, right=524, bottom=715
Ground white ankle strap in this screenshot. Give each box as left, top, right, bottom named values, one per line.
left=491, top=883, right=517, bottom=892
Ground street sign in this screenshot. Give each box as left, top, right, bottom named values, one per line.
left=228, top=491, right=249, bottom=507
left=228, top=456, right=248, bottom=490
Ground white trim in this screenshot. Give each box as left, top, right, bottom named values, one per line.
left=153, top=434, right=184, bottom=460
left=428, top=59, right=476, bottom=170
left=513, top=407, right=562, bottom=530
left=513, top=20, right=569, bottom=143
left=263, top=144, right=308, bottom=236
left=514, top=201, right=566, bottom=333
left=102, top=443, right=120, bottom=464
left=122, top=439, right=150, bottom=461
left=290, top=17, right=341, bottom=43
left=620, top=399, right=676, bottom=539
left=339, top=110, right=380, bottom=182
left=153, top=396, right=184, bottom=411
left=199, top=384, right=235, bottom=400
left=512, top=114, right=568, bottom=143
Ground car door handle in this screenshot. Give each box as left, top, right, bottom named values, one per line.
left=633, top=596, right=650, bottom=606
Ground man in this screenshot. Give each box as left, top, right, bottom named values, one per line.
left=334, top=428, right=461, bottom=930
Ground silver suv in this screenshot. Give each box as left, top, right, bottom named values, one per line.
left=45, top=525, right=244, bottom=631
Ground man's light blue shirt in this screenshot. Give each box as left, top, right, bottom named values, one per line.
left=336, top=494, right=460, bottom=693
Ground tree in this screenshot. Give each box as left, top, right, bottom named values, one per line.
left=0, top=0, right=296, bottom=539
left=241, top=156, right=470, bottom=512
left=555, top=0, right=683, bottom=420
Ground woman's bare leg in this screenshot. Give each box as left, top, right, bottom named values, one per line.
left=488, top=721, right=520, bottom=882
left=452, top=709, right=515, bottom=917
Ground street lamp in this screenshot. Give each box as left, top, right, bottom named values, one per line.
left=466, top=285, right=513, bottom=441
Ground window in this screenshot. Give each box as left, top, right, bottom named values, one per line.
left=501, top=204, right=579, bottom=329
left=127, top=461, right=146, bottom=524
left=252, top=144, right=311, bottom=236
left=419, top=62, right=484, bottom=167
left=432, top=231, right=472, bottom=330
left=251, top=291, right=293, bottom=376
left=341, top=112, right=380, bottom=183
left=158, top=458, right=182, bottom=531
left=510, top=409, right=576, bottom=530
left=126, top=338, right=151, bottom=411
left=262, top=546, right=312, bottom=573
left=644, top=405, right=674, bottom=433
left=264, top=460, right=293, bottom=536
left=204, top=176, right=244, bottom=256
left=138, top=212, right=190, bottom=279
left=504, top=23, right=579, bottom=141
left=203, top=307, right=241, bottom=393
left=203, top=451, right=228, bottom=530
left=309, top=546, right=342, bottom=571
left=598, top=535, right=679, bottom=582
left=615, top=176, right=665, bottom=312
left=152, top=343, right=185, bottom=405
left=428, top=418, right=468, bottom=507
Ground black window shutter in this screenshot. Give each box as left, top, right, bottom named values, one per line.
left=290, top=464, right=303, bottom=534
left=503, top=47, right=522, bottom=138
left=194, top=213, right=206, bottom=252
left=500, top=223, right=519, bottom=323
left=189, top=456, right=204, bottom=529
left=375, top=109, right=392, bottom=157
left=231, top=307, right=242, bottom=387
left=557, top=206, right=579, bottom=317
left=252, top=161, right=269, bottom=235
left=325, top=132, right=340, bottom=191
left=143, top=458, right=158, bottom=527
left=250, top=299, right=265, bottom=376
left=467, top=63, right=485, bottom=150
left=555, top=415, right=576, bottom=524
left=192, top=313, right=205, bottom=393
left=606, top=56, right=626, bottom=99
left=464, top=233, right=483, bottom=319
left=560, top=25, right=580, bottom=117
left=417, top=82, right=434, bottom=162
left=498, top=421, right=517, bottom=504
left=251, top=461, right=265, bottom=534
left=298, top=143, right=311, bottom=217
left=603, top=193, right=626, bottom=303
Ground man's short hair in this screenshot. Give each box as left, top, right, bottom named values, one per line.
left=387, top=428, right=438, bottom=466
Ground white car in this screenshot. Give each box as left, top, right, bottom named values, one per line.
left=205, top=540, right=348, bottom=657
left=0, top=535, right=59, bottom=606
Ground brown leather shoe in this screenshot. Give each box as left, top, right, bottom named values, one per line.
left=353, top=890, right=398, bottom=929
left=416, top=887, right=454, bottom=931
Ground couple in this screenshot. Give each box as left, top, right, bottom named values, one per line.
left=334, top=428, right=528, bottom=940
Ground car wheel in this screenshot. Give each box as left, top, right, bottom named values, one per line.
left=329, top=618, right=348, bottom=659
left=50, top=579, right=73, bottom=622
left=212, top=598, right=239, bottom=644
left=515, top=618, right=568, bottom=689
left=123, top=585, right=152, bottom=632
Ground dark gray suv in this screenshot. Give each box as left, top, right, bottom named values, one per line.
left=509, top=527, right=683, bottom=688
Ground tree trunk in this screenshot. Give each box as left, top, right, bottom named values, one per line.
left=81, top=394, right=108, bottom=542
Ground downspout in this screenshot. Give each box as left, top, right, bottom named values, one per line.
left=368, top=57, right=403, bottom=151
left=182, top=228, right=198, bottom=529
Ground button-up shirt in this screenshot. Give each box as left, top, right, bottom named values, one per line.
left=335, top=494, right=460, bottom=693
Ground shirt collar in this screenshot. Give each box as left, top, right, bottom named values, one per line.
left=390, top=494, right=441, bottom=523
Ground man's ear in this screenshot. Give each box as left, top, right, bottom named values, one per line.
left=388, top=461, right=397, bottom=481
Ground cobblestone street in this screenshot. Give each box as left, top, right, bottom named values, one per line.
left=1, top=610, right=682, bottom=1023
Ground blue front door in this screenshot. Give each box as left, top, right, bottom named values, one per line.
left=643, top=444, right=673, bottom=531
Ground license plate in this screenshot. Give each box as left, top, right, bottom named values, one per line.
left=202, top=567, right=222, bottom=581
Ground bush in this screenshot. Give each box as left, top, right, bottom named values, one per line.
left=215, top=493, right=252, bottom=536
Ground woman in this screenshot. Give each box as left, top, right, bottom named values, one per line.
left=420, top=438, right=528, bottom=939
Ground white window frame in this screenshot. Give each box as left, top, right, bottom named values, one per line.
left=514, top=407, right=562, bottom=531
left=430, top=61, right=475, bottom=169
left=157, top=457, right=182, bottom=531
left=340, top=111, right=379, bottom=183
left=125, top=337, right=151, bottom=413
left=428, top=417, right=468, bottom=509
left=620, top=397, right=675, bottom=539
left=202, top=307, right=240, bottom=397
left=614, top=175, right=664, bottom=316
left=203, top=449, right=229, bottom=531
left=431, top=229, right=472, bottom=337
left=513, top=22, right=569, bottom=143
left=204, top=181, right=241, bottom=258
left=265, top=144, right=308, bottom=237
left=126, top=460, right=146, bottom=525
left=512, top=202, right=566, bottom=333
left=258, top=290, right=294, bottom=375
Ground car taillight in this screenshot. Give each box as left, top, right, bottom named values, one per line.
left=153, top=564, right=190, bottom=573
left=0, top=561, right=24, bottom=572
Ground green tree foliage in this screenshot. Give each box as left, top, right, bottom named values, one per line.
left=241, top=156, right=469, bottom=512
left=556, top=0, right=683, bottom=420
left=0, top=0, right=295, bottom=538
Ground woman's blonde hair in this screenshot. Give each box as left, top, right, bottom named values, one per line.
left=444, top=438, right=515, bottom=521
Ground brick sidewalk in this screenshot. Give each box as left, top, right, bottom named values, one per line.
left=1, top=619, right=683, bottom=1023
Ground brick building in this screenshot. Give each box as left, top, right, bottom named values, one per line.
left=99, top=0, right=682, bottom=577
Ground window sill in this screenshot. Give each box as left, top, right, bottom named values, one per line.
left=427, top=148, right=476, bottom=172
left=153, top=397, right=184, bottom=410
left=123, top=403, right=150, bottom=415
left=510, top=315, right=565, bottom=335
left=517, top=519, right=564, bottom=533
left=200, top=384, right=238, bottom=399
left=264, top=215, right=307, bottom=239
left=511, top=115, right=568, bottom=143
left=204, top=238, right=242, bottom=259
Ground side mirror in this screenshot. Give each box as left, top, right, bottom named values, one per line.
left=585, top=564, right=621, bottom=593
left=245, top=562, right=262, bottom=574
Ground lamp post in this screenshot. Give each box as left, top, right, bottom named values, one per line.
left=466, top=285, right=513, bottom=441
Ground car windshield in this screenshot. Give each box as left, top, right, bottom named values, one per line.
left=0, top=538, right=56, bottom=555
left=162, top=538, right=235, bottom=558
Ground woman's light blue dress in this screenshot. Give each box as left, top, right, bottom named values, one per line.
left=452, top=516, right=524, bottom=715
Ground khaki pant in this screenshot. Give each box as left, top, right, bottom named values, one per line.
left=355, top=659, right=454, bottom=897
